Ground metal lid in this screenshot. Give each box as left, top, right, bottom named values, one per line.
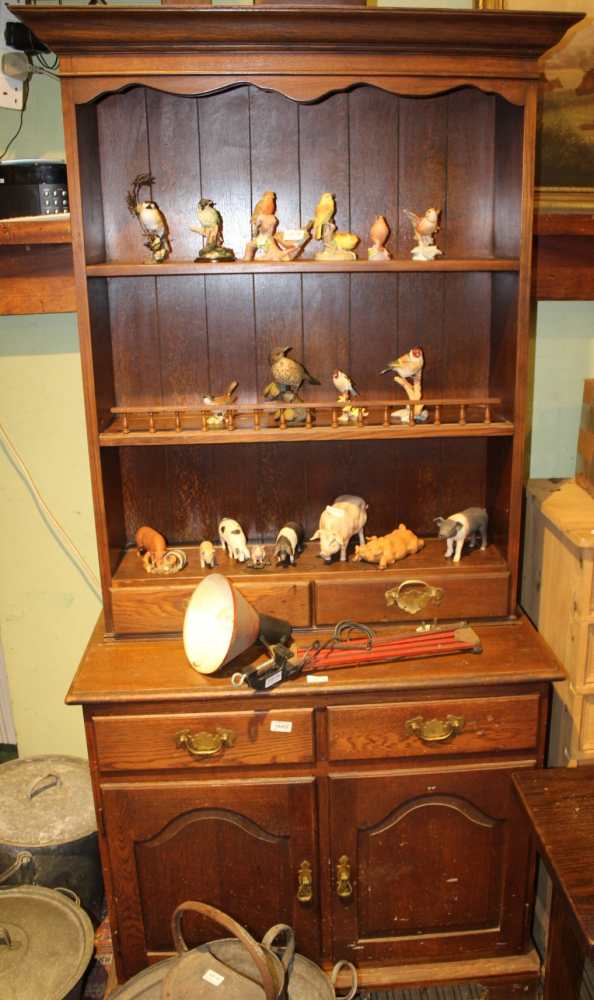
left=0, top=885, right=94, bottom=1000
left=110, top=958, right=177, bottom=999
left=0, top=756, right=97, bottom=846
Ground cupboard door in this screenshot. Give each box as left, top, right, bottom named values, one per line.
left=102, top=777, right=320, bottom=980
left=329, top=765, right=533, bottom=965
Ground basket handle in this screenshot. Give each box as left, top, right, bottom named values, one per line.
left=331, top=960, right=358, bottom=1000
left=261, top=923, right=296, bottom=976
left=170, top=901, right=277, bottom=1000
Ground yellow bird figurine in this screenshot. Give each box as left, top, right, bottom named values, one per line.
left=313, top=192, right=336, bottom=241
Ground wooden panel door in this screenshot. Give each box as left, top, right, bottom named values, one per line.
left=329, top=765, right=533, bottom=965
left=102, top=777, right=320, bottom=980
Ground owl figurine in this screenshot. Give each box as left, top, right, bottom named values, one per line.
left=126, top=173, right=171, bottom=263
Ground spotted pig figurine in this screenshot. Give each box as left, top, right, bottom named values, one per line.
left=435, top=507, right=488, bottom=564
left=274, top=522, right=304, bottom=567
left=218, top=517, right=250, bottom=563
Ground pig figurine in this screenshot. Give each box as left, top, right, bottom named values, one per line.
left=311, top=495, right=368, bottom=563
left=218, top=517, right=250, bottom=563
left=199, top=540, right=216, bottom=569
left=435, top=507, right=488, bottom=563
left=274, top=522, right=304, bottom=567
left=249, top=544, right=268, bottom=569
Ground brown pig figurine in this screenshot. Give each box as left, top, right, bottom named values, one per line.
left=353, top=523, right=424, bottom=570
left=135, top=525, right=167, bottom=572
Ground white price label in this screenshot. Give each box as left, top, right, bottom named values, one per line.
left=203, top=969, right=225, bottom=986
left=264, top=670, right=283, bottom=689
left=271, top=720, right=293, bottom=733
left=307, top=674, right=329, bottom=684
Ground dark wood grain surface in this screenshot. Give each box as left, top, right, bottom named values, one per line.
left=513, top=767, right=594, bottom=957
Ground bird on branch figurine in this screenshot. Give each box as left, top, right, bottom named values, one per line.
left=126, top=174, right=171, bottom=263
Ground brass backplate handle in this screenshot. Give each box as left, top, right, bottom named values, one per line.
left=176, top=727, right=236, bottom=758
left=336, top=855, right=353, bottom=900
left=297, top=860, right=313, bottom=903
left=406, top=714, right=465, bottom=743
left=385, top=579, right=445, bottom=615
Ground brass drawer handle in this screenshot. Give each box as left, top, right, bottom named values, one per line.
left=176, top=727, right=236, bottom=758
left=385, top=579, right=444, bottom=615
left=406, top=714, right=465, bottom=743
left=297, top=860, right=313, bottom=903
left=336, top=855, right=353, bottom=899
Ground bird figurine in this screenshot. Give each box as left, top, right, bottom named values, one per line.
left=403, top=207, right=442, bottom=261
left=251, top=191, right=277, bottom=238
left=332, top=369, right=359, bottom=401
left=126, top=173, right=171, bottom=263
left=368, top=215, right=391, bottom=261
left=190, top=198, right=235, bottom=262
left=313, top=192, right=336, bottom=241
left=381, top=347, right=427, bottom=424
left=203, top=380, right=239, bottom=406
left=269, top=346, right=320, bottom=397
left=381, top=346, right=424, bottom=380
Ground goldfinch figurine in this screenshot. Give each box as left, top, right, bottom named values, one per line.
left=126, top=173, right=171, bottom=263
left=333, top=368, right=359, bottom=401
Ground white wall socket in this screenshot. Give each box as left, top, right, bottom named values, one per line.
left=0, top=1, right=25, bottom=111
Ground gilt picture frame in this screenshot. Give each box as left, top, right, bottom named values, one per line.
left=479, top=0, right=594, bottom=210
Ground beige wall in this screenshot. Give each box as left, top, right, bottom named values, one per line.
left=1, top=64, right=593, bottom=758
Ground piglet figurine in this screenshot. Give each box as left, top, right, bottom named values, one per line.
left=218, top=517, right=250, bottom=563
left=274, top=522, right=304, bottom=567
left=310, top=495, right=368, bottom=563
left=136, top=525, right=167, bottom=572
left=435, top=507, right=488, bottom=563
left=249, top=544, right=268, bottom=569
left=199, top=540, right=216, bottom=569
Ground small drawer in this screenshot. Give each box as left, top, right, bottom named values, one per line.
left=327, top=694, right=541, bottom=761
left=94, top=708, right=315, bottom=771
left=314, top=571, right=509, bottom=625
left=111, top=579, right=311, bottom=634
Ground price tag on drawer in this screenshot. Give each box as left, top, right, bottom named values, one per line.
left=307, top=674, right=329, bottom=684
left=203, top=970, right=225, bottom=986
left=271, top=719, right=293, bottom=733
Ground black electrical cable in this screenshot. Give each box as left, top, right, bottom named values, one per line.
left=0, top=106, right=25, bottom=161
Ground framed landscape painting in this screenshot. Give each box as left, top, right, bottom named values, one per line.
left=483, top=0, right=594, bottom=209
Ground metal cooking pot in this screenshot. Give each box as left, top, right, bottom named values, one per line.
left=111, top=901, right=357, bottom=999
left=0, top=755, right=103, bottom=919
left=261, top=926, right=358, bottom=1000
left=0, top=884, right=95, bottom=1000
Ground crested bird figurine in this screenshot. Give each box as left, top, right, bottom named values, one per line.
left=333, top=368, right=359, bottom=401
left=126, top=174, right=171, bottom=263
left=403, top=207, right=442, bottom=261
left=368, top=214, right=391, bottom=261
left=269, top=346, right=320, bottom=397
left=190, top=197, right=234, bottom=262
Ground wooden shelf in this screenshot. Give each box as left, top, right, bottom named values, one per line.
left=113, top=538, right=507, bottom=587
left=0, top=214, right=75, bottom=316
left=533, top=212, right=594, bottom=300
left=100, top=397, right=511, bottom=446
left=0, top=214, right=71, bottom=245
left=87, top=257, right=520, bottom=277
left=100, top=418, right=514, bottom=446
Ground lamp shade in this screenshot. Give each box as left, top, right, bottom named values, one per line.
left=183, top=574, right=261, bottom=675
